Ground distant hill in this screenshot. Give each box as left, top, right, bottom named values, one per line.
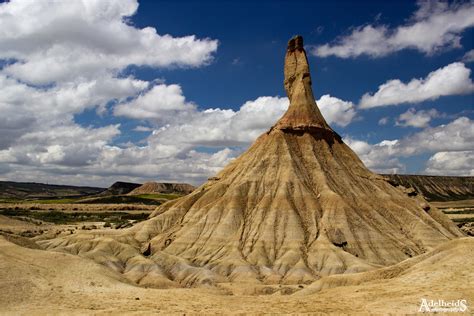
left=0, top=180, right=194, bottom=202
left=0, top=181, right=104, bottom=199
left=128, top=182, right=195, bottom=196
left=1, top=175, right=472, bottom=202
left=382, top=174, right=474, bottom=201
left=96, top=181, right=142, bottom=196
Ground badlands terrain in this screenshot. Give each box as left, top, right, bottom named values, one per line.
left=0, top=233, right=472, bottom=314
left=0, top=36, right=473, bottom=314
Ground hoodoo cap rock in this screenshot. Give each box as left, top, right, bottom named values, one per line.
left=275, top=35, right=331, bottom=132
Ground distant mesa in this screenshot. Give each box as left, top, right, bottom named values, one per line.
left=1, top=176, right=472, bottom=202
left=97, top=181, right=142, bottom=196
left=98, top=181, right=195, bottom=197
left=0, top=181, right=104, bottom=200
left=0, top=181, right=195, bottom=203
left=128, top=182, right=195, bottom=196
left=382, top=174, right=474, bottom=202
left=40, top=36, right=464, bottom=288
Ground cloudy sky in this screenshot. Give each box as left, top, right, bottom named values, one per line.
left=0, top=0, right=473, bottom=187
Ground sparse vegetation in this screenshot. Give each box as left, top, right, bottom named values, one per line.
left=0, top=209, right=149, bottom=225
left=0, top=198, right=25, bottom=203
left=442, top=209, right=474, bottom=214
left=0, top=195, right=167, bottom=205
left=76, top=195, right=164, bottom=205
left=452, top=217, right=474, bottom=223
left=33, top=198, right=81, bottom=204
left=133, top=193, right=181, bottom=200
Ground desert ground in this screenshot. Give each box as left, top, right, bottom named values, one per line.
left=0, top=231, right=472, bottom=314
left=0, top=180, right=473, bottom=315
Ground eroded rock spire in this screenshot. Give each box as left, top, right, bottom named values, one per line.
left=275, top=35, right=331, bottom=131
left=40, top=36, right=463, bottom=289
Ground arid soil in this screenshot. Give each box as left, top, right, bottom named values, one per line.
left=0, top=235, right=472, bottom=314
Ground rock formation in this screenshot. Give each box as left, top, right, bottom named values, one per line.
left=40, top=36, right=463, bottom=287
left=382, top=174, right=474, bottom=201
left=97, top=181, right=141, bottom=196
left=128, top=182, right=195, bottom=196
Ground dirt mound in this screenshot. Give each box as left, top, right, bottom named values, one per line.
left=0, top=236, right=132, bottom=313
left=128, top=182, right=195, bottom=195
left=383, top=174, right=474, bottom=201
left=40, top=36, right=463, bottom=288
left=298, top=237, right=473, bottom=295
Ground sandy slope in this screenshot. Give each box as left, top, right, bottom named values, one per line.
left=0, top=215, right=47, bottom=232
left=1, top=236, right=472, bottom=314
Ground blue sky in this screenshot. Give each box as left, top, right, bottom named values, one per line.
left=0, top=0, right=473, bottom=186
left=123, top=0, right=472, bottom=139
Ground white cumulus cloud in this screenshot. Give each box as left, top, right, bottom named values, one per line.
left=345, top=117, right=474, bottom=175
left=114, top=84, right=197, bottom=121
left=378, top=117, right=389, bottom=125
left=396, top=108, right=440, bottom=128
left=462, top=49, right=474, bottom=63
left=425, top=151, right=474, bottom=176
left=116, top=88, right=356, bottom=132
left=317, top=95, right=356, bottom=127
left=312, top=0, right=474, bottom=58
left=0, top=0, right=218, bottom=85
left=359, top=62, right=474, bottom=108
left=0, top=0, right=221, bottom=186
left=0, top=74, right=146, bottom=150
